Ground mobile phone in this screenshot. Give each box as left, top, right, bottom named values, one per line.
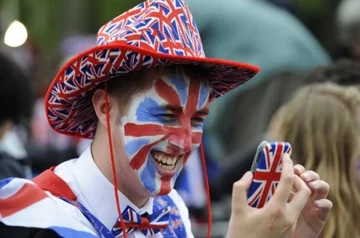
left=247, top=141, right=292, bottom=208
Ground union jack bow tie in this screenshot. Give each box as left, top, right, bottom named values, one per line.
left=112, top=205, right=170, bottom=236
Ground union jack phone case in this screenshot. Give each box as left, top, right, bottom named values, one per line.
left=247, top=141, right=292, bottom=208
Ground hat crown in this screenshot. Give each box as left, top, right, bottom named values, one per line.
left=96, top=0, right=205, bottom=58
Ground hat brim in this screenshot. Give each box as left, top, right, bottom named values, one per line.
left=46, top=43, right=260, bottom=139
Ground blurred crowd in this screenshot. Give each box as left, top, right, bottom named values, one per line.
left=1, top=0, right=360, bottom=237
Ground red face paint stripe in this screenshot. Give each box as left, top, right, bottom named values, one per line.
left=155, top=77, right=181, bottom=106
left=130, top=141, right=159, bottom=170
left=191, top=131, right=202, bottom=144
left=185, top=78, right=201, bottom=115
left=124, top=123, right=165, bottom=137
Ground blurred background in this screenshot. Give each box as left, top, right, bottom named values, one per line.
left=1, top=0, right=360, bottom=237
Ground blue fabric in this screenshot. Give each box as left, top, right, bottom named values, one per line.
left=49, top=227, right=99, bottom=238
left=154, top=196, right=187, bottom=237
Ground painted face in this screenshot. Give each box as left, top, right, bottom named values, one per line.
left=120, top=72, right=210, bottom=196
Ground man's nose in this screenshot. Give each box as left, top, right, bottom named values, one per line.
left=168, top=132, right=192, bottom=152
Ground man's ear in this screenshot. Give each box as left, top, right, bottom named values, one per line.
left=92, top=88, right=117, bottom=127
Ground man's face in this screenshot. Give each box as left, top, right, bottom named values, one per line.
left=118, top=70, right=210, bottom=196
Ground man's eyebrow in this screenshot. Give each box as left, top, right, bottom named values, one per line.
left=194, top=108, right=209, bottom=116
left=162, top=104, right=209, bottom=116
left=162, top=104, right=183, bottom=112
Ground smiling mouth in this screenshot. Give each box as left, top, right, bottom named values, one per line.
left=151, top=151, right=182, bottom=171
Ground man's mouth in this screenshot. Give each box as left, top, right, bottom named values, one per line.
left=151, top=151, right=181, bottom=171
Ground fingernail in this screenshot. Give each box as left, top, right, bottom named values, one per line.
left=314, top=200, right=322, bottom=207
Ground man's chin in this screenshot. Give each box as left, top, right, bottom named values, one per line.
left=150, top=179, right=173, bottom=196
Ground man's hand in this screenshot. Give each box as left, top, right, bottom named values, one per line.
left=226, top=154, right=311, bottom=238
left=291, top=165, right=332, bottom=238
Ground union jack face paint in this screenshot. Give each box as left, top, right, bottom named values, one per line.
left=119, top=71, right=210, bottom=195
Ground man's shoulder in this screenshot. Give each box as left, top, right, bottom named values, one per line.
left=0, top=177, right=97, bottom=237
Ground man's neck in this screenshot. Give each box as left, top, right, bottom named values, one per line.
left=91, top=136, right=150, bottom=208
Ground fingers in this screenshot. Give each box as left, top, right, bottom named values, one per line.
left=314, top=199, right=333, bottom=221
left=271, top=154, right=294, bottom=204
left=294, top=164, right=305, bottom=175
left=300, top=170, right=320, bottom=183
left=295, top=164, right=320, bottom=183
left=232, top=171, right=253, bottom=213
left=308, top=180, right=330, bottom=200
left=288, top=175, right=311, bottom=212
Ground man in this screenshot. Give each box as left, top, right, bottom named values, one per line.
left=0, top=0, right=331, bottom=237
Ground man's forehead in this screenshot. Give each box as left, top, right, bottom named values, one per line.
left=147, top=65, right=209, bottom=86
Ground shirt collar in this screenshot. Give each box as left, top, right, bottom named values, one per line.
left=69, top=145, right=154, bottom=229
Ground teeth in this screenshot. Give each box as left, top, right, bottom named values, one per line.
left=152, top=152, right=180, bottom=170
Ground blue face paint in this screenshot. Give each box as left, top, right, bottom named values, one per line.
left=120, top=71, right=211, bottom=196
left=140, top=153, right=157, bottom=193
left=136, top=97, right=178, bottom=125
left=124, top=138, right=150, bottom=155
left=198, top=82, right=209, bottom=108
left=171, top=75, right=188, bottom=105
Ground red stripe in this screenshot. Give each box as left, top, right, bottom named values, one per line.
left=256, top=143, right=284, bottom=207
left=124, top=123, right=165, bottom=137
left=185, top=79, right=201, bottom=115
left=253, top=171, right=281, bottom=182
left=130, top=141, right=159, bottom=170
left=192, top=132, right=202, bottom=144
left=0, top=183, right=48, bottom=218
left=273, top=144, right=283, bottom=173
left=155, top=78, right=180, bottom=105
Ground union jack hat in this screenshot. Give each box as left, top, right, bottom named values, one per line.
left=45, top=0, right=260, bottom=139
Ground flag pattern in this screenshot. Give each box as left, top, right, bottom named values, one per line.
left=247, top=142, right=292, bottom=208
left=0, top=177, right=189, bottom=237
left=111, top=205, right=170, bottom=237
left=0, top=178, right=98, bottom=237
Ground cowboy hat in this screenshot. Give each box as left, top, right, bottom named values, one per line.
left=46, top=0, right=260, bottom=139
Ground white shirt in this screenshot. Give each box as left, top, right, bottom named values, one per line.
left=54, top=145, right=194, bottom=238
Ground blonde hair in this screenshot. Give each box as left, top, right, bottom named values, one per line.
left=273, top=83, right=360, bottom=238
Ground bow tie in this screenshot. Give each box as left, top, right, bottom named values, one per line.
left=112, top=205, right=170, bottom=236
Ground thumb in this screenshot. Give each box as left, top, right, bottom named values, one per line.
left=232, top=171, right=253, bottom=213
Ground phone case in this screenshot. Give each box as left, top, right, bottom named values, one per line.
left=247, top=141, right=292, bottom=208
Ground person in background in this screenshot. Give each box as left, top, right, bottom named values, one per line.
left=333, top=0, right=360, bottom=60
left=0, top=51, right=33, bottom=179
left=267, top=83, right=360, bottom=238
left=210, top=59, right=360, bottom=201
left=304, top=58, right=360, bottom=85
left=186, top=0, right=330, bottom=164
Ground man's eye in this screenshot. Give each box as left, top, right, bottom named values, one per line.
left=156, top=114, right=177, bottom=121
left=191, top=117, right=204, bottom=126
